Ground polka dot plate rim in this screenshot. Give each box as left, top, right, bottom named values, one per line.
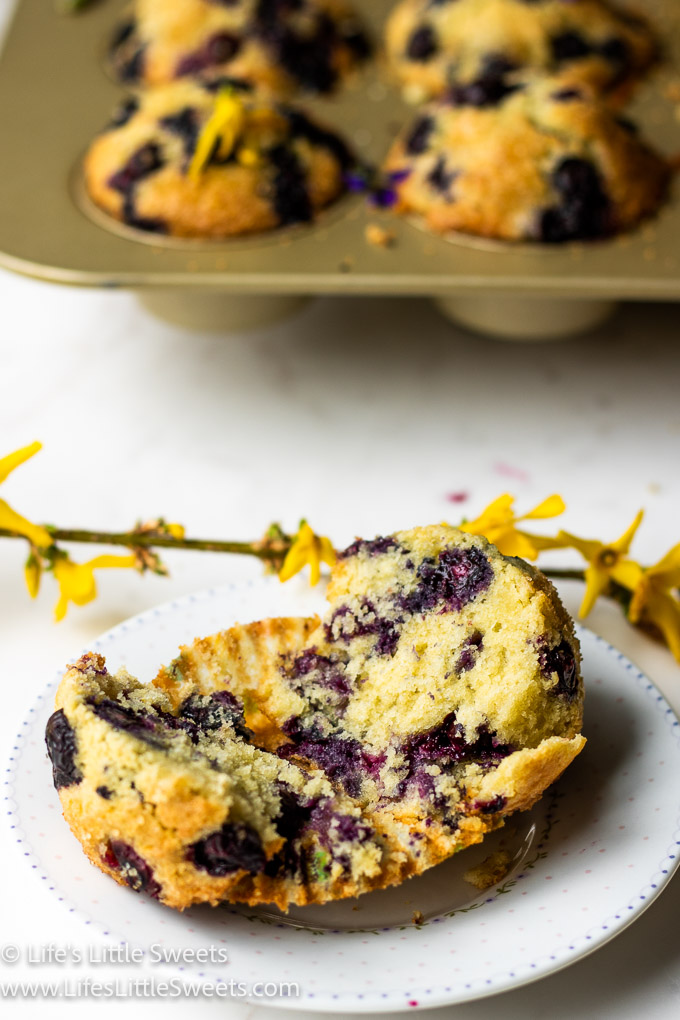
left=5, top=577, right=680, bottom=1013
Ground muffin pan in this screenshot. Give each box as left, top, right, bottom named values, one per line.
left=0, top=0, right=678, bottom=339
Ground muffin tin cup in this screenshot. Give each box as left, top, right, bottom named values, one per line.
left=0, top=0, right=677, bottom=342
left=134, top=290, right=312, bottom=331
left=436, top=295, right=617, bottom=341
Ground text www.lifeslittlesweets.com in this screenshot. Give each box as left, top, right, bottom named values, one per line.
left=0, top=978, right=300, bottom=999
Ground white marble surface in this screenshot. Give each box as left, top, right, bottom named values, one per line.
left=1, top=269, right=680, bottom=1020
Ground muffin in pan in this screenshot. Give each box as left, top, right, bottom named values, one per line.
left=46, top=526, right=585, bottom=911
left=385, top=0, right=657, bottom=103
left=383, top=74, right=670, bottom=243
left=83, top=79, right=354, bottom=238
left=109, top=0, right=371, bottom=95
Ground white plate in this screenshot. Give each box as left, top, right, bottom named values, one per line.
left=6, top=578, right=680, bottom=1013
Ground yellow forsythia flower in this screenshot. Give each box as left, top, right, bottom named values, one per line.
left=558, top=510, right=644, bottom=618
left=166, top=522, right=185, bottom=539
left=459, top=493, right=566, bottom=560
left=188, top=87, right=245, bottom=181
left=279, top=522, right=336, bottom=586
left=53, top=553, right=137, bottom=622
left=0, top=441, right=52, bottom=548
left=626, top=542, right=680, bottom=663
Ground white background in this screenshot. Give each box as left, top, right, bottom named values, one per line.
left=2, top=0, right=680, bottom=1016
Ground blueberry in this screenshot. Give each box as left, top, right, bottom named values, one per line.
left=396, top=715, right=513, bottom=798
left=448, top=74, right=521, bottom=108
left=284, top=109, right=354, bottom=170
left=189, top=822, right=266, bottom=876
left=600, top=37, right=629, bottom=64
left=427, top=156, right=457, bottom=196
left=552, top=87, right=584, bottom=102
left=308, top=800, right=372, bottom=847
left=109, top=97, right=139, bottom=129
left=268, top=144, right=312, bottom=225
left=406, top=26, right=438, bottom=62
left=404, top=713, right=511, bottom=767
left=118, top=46, right=146, bottom=83
left=401, top=546, right=493, bottom=615
left=255, top=1, right=353, bottom=93
left=405, top=116, right=434, bottom=155
left=278, top=720, right=365, bottom=797
left=538, top=639, right=579, bottom=700
left=160, top=107, right=200, bottom=162
left=108, top=143, right=164, bottom=195
left=287, top=648, right=352, bottom=698
left=339, top=535, right=402, bottom=558
left=456, top=630, right=483, bottom=673
left=109, top=19, right=135, bottom=53
left=108, top=22, right=146, bottom=83
left=96, top=786, right=113, bottom=800
left=264, top=786, right=315, bottom=878
left=538, top=157, right=612, bottom=242
left=106, top=841, right=162, bottom=898
left=88, top=699, right=170, bottom=749
left=45, top=710, right=82, bottom=789
left=179, top=691, right=252, bottom=740
left=325, top=601, right=401, bottom=657
left=176, top=33, right=241, bottom=76
left=551, top=31, right=592, bottom=63
left=472, top=794, right=507, bottom=814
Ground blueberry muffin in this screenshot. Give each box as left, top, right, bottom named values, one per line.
left=83, top=80, right=353, bottom=237
left=109, top=0, right=371, bottom=95
left=47, top=644, right=390, bottom=910
left=383, top=74, right=670, bottom=242
left=46, top=526, right=584, bottom=911
left=385, top=0, right=657, bottom=103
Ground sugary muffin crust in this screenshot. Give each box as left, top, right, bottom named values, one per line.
left=47, top=526, right=585, bottom=911
left=383, top=73, right=670, bottom=242
left=109, top=0, right=371, bottom=95
left=83, top=79, right=353, bottom=237
left=385, top=0, right=657, bottom=103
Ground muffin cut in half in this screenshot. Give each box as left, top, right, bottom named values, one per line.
left=83, top=79, right=354, bottom=238
left=383, top=73, right=670, bottom=243
left=385, top=0, right=657, bottom=104
left=47, top=526, right=585, bottom=911
left=109, top=0, right=371, bottom=96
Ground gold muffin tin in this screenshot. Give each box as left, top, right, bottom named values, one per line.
left=0, top=0, right=678, bottom=339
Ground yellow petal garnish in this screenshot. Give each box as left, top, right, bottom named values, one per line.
left=237, top=147, right=261, bottom=167
left=188, top=88, right=246, bottom=181
left=279, top=522, right=336, bottom=586
left=558, top=510, right=644, bottom=618
left=53, top=553, right=137, bottom=621
left=459, top=493, right=566, bottom=559
left=166, top=522, right=185, bottom=539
